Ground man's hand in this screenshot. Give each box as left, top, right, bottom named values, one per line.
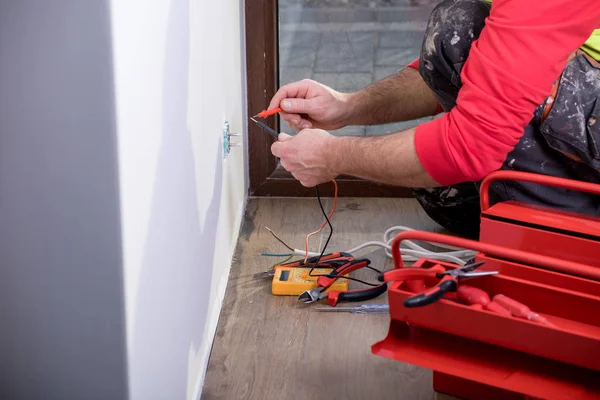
left=268, top=68, right=439, bottom=133
left=271, top=130, right=338, bottom=187
left=268, top=79, right=352, bottom=131
left=271, top=127, right=439, bottom=189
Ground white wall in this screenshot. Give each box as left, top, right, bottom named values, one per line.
left=110, top=1, right=247, bottom=399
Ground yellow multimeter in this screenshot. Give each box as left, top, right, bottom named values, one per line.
left=271, top=266, right=349, bottom=296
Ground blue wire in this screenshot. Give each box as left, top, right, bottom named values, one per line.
left=260, top=253, right=293, bottom=257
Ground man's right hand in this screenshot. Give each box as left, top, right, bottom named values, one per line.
left=268, top=79, right=353, bottom=131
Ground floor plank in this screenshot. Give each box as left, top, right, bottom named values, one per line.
left=202, top=197, right=459, bottom=400
left=202, top=198, right=323, bottom=400
left=299, top=312, right=433, bottom=400
left=298, top=197, right=440, bottom=400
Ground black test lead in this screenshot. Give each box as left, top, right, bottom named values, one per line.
left=250, top=116, right=280, bottom=139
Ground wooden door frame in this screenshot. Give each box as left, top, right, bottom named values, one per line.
left=245, top=0, right=413, bottom=197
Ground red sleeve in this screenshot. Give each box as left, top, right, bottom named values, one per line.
left=414, top=0, right=600, bottom=186
left=407, top=58, right=420, bottom=70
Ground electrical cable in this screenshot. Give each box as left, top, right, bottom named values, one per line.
left=303, top=180, right=338, bottom=264
left=260, top=253, right=293, bottom=257
left=265, top=226, right=294, bottom=252
left=271, top=254, right=293, bottom=269
left=306, top=183, right=334, bottom=275
left=264, top=226, right=476, bottom=265
left=304, top=181, right=381, bottom=287
left=342, top=225, right=476, bottom=265
left=260, top=182, right=476, bottom=287
left=259, top=181, right=376, bottom=284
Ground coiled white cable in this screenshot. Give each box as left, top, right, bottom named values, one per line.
left=292, top=225, right=476, bottom=266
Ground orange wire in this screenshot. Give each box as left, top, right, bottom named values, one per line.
left=304, top=179, right=338, bottom=264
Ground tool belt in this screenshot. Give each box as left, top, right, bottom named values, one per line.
left=539, top=48, right=600, bottom=172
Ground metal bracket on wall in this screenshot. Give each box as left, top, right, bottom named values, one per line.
left=222, top=120, right=241, bottom=158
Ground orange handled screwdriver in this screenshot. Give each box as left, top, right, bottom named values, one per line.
left=457, top=285, right=489, bottom=306
left=485, top=301, right=512, bottom=317
left=457, top=285, right=512, bottom=317
left=493, top=294, right=556, bottom=327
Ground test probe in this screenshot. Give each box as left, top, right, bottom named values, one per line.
left=250, top=107, right=282, bottom=139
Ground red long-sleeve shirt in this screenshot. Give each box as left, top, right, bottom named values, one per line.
left=409, top=0, right=600, bottom=186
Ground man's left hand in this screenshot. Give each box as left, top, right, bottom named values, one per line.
left=271, top=129, right=338, bottom=187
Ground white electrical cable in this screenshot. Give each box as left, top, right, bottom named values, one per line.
left=293, top=225, right=476, bottom=266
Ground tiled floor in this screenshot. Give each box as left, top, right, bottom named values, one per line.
left=278, top=0, right=440, bottom=136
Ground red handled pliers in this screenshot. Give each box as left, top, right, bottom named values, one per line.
left=298, top=258, right=387, bottom=306
left=383, top=261, right=497, bottom=308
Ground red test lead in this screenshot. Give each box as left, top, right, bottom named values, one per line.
left=255, top=107, right=282, bottom=119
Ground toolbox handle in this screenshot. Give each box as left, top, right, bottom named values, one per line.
left=391, top=230, right=600, bottom=281
left=480, top=170, right=600, bottom=211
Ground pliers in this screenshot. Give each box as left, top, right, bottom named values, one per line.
left=383, top=261, right=497, bottom=308
left=252, top=252, right=353, bottom=280
left=298, top=258, right=387, bottom=307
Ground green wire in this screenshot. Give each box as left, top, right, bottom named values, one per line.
left=271, top=254, right=293, bottom=268
left=260, top=252, right=293, bottom=257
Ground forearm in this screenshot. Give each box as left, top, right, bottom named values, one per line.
left=331, top=128, right=439, bottom=188
left=345, top=67, right=439, bottom=126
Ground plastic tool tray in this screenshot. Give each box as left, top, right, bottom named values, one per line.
left=373, top=231, right=600, bottom=399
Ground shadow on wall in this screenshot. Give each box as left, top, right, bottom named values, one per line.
left=130, top=0, right=223, bottom=398
left=0, top=1, right=128, bottom=399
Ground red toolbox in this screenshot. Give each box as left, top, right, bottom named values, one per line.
left=479, top=171, right=600, bottom=271
left=372, top=230, right=600, bottom=400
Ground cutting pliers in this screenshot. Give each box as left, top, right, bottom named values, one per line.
left=383, top=261, right=497, bottom=308
left=298, top=258, right=387, bottom=306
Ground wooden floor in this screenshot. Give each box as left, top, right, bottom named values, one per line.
left=202, top=197, right=459, bottom=400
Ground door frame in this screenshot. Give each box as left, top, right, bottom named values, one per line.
left=244, top=0, right=413, bottom=197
